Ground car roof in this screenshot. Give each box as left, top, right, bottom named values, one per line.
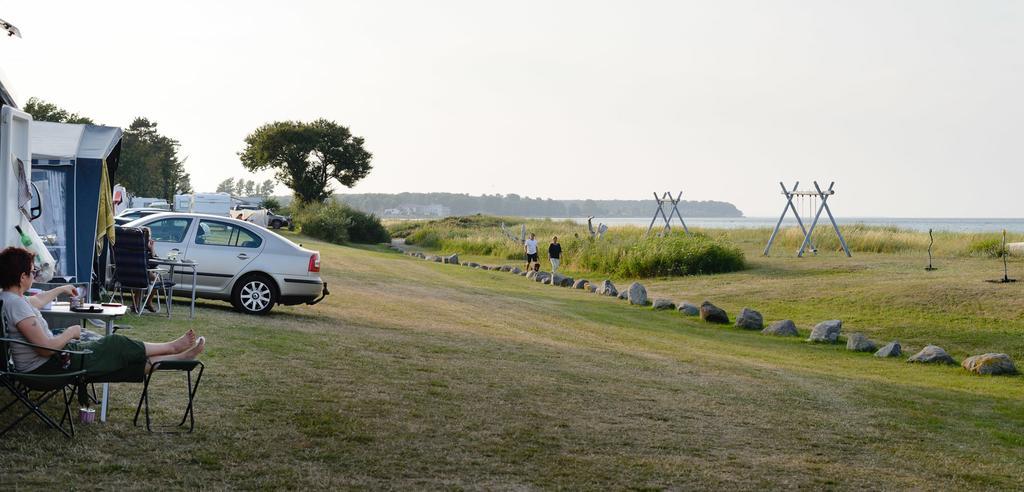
left=124, top=212, right=310, bottom=251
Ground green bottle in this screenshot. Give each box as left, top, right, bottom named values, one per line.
left=14, top=225, right=32, bottom=247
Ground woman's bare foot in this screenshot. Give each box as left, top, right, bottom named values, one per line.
left=169, top=329, right=197, bottom=353
left=178, top=336, right=205, bottom=360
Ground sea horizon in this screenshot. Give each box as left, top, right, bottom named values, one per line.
left=555, top=217, right=1024, bottom=234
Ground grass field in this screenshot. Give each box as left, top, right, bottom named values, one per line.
left=2, top=229, right=1023, bottom=489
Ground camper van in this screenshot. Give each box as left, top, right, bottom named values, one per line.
left=173, top=192, right=231, bottom=216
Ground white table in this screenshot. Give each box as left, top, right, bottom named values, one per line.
left=148, top=258, right=199, bottom=319
left=40, top=303, right=129, bottom=423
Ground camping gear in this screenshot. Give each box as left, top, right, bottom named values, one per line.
left=133, top=359, right=204, bottom=433
left=30, top=121, right=122, bottom=291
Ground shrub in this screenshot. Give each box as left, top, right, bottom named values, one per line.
left=295, top=201, right=390, bottom=244
left=569, top=232, right=746, bottom=278
left=967, top=237, right=1007, bottom=258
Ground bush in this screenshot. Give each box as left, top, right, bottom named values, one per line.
left=295, top=201, right=390, bottom=244
left=967, top=237, right=1007, bottom=258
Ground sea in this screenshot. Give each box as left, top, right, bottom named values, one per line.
left=559, top=217, right=1024, bottom=234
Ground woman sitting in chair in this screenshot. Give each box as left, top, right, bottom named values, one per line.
left=0, top=247, right=205, bottom=380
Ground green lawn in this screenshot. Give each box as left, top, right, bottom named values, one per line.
left=2, top=233, right=1023, bottom=489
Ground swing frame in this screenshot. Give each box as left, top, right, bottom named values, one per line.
left=763, top=181, right=851, bottom=257
left=645, top=191, right=690, bottom=236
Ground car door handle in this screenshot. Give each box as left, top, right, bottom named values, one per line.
left=237, top=253, right=249, bottom=260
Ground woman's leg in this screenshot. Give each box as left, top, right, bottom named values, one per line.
left=142, top=329, right=197, bottom=357
left=147, top=337, right=205, bottom=368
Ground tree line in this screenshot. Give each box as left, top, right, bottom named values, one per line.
left=329, top=193, right=744, bottom=218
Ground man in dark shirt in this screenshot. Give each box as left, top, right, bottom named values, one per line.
left=548, top=236, right=562, bottom=273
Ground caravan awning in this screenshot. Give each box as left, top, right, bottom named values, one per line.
left=31, top=121, right=122, bottom=163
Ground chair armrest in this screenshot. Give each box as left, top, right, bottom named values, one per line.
left=0, top=338, right=93, bottom=355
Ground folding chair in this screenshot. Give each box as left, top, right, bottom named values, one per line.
left=0, top=299, right=92, bottom=438
left=109, top=227, right=175, bottom=315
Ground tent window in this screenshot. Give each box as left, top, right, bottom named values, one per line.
left=31, top=169, right=69, bottom=276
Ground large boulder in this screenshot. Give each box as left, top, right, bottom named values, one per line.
left=677, top=303, right=700, bottom=316
left=425, top=255, right=442, bottom=262
left=762, top=320, right=799, bottom=337
left=551, top=274, right=573, bottom=287
left=652, top=299, right=675, bottom=310
left=734, top=308, right=764, bottom=330
left=962, top=353, right=1018, bottom=375
left=699, top=301, right=729, bottom=324
left=510, top=266, right=522, bottom=274
left=846, top=333, right=877, bottom=352
left=807, top=320, right=842, bottom=343
left=534, top=272, right=551, bottom=283
left=874, top=341, right=902, bottom=358
left=480, top=265, right=490, bottom=270
left=587, top=284, right=597, bottom=293
left=572, top=279, right=589, bottom=289
left=444, top=254, right=459, bottom=264
left=627, top=282, right=649, bottom=306
left=526, top=270, right=537, bottom=280
left=906, top=345, right=956, bottom=365
left=596, top=280, right=618, bottom=297
left=618, top=291, right=628, bottom=300
left=467, top=262, right=479, bottom=268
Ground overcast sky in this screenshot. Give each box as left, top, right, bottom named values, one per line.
left=3, top=1, right=1022, bottom=217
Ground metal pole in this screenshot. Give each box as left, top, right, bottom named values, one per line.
left=668, top=190, right=689, bottom=235
left=816, top=181, right=851, bottom=257
left=764, top=181, right=797, bottom=256
left=646, top=192, right=663, bottom=235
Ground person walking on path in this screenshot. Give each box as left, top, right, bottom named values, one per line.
left=548, top=236, right=562, bottom=273
left=524, top=233, right=539, bottom=270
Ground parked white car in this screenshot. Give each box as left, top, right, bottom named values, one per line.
left=124, top=212, right=328, bottom=314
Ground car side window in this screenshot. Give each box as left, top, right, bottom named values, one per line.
left=146, top=218, right=192, bottom=243
left=196, top=220, right=262, bottom=248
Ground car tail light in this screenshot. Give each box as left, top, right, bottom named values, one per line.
left=308, top=253, right=320, bottom=273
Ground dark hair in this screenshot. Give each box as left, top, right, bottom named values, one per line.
left=0, top=247, right=34, bottom=288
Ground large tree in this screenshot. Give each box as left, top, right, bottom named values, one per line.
left=22, top=97, right=95, bottom=124
left=239, top=119, right=372, bottom=204
left=120, top=117, right=192, bottom=201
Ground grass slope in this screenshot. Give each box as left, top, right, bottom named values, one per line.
left=2, top=235, right=1023, bottom=489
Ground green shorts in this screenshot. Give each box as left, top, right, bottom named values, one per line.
left=32, top=334, right=147, bottom=383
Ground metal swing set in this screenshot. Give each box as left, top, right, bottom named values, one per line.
left=646, top=191, right=690, bottom=236
left=763, top=181, right=851, bottom=257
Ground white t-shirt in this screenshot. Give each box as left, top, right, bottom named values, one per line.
left=1, top=290, right=54, bottom=372
left=524, top=239, right=538, bottom=254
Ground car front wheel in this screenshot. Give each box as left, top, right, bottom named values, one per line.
left=231, top=273, right=278, bottom=315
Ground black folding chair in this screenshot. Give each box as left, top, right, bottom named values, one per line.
left=110, top=226, right=175, bottom=315
left=0, top=299, right=92, bottom=438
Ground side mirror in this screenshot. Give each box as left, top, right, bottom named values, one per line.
left=29, top=182, right=42, bottom=221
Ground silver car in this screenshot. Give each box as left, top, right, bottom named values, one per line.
left=124, top=213, right=328, bottom=315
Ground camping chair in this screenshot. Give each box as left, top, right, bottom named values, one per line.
left=110, top=227, right=175, bottom=315
left=0, top=299, right=92, bottom=438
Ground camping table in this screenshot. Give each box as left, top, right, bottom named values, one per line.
left=148, top=258, right=199, bottom=319
left=40, top=303, right=129, bottom=423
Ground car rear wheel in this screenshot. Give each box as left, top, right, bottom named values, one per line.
left=270, top=219, right=282, bottom=229
left=231, top=273, right=278, bottom=315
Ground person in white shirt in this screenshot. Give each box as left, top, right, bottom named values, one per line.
left=524, top=233, right=539, bottom=270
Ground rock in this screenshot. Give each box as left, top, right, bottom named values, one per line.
left=962, top=353, right=1017, bottom=375
left=618, top=291, right=628, bottom=300
left=572, top=279, right=589, bottom=289
left=596, top=280, right=618, bottom=297
left=627, top=282, right=648, bottom=306
left=734, top=308, right=764, bottom=330
left=699, top=301, right=729, bottom=324
left=762, top=320, right=799, bottom=337
left=534, top=272, right=551, bottom=283
left=677, top=303, right=700, bottom=316
left=906, top=345, right=957, bottom=365
left=551, top=273, right=573, bottom=287
left=559, top=276, right=574, bottom=287
left=874, top=341, right=902, bottom=358
left=480, top=265, right=490, bottom=270
left=807, top=320, right=842, bottom=343
left=519, top=271, right=528, bottom=276
left=510, top=266, right=522, bottom=274
left=587, top=284, right=597, bottom=293
left=846, top=333, right=877, bottom=352
left=467, top=262, right=479, bottom=268
left=652, top=299, right=675, bottom=310
left=444, top=254, right=459, bottom=264
left=526, top=270, right=537, bottom=280
left=425, top=255, right=441, bottom=262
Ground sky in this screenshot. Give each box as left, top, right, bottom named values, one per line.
left=2, top=1, right=1022, bottom=217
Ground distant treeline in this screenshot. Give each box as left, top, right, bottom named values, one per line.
left=306, top=193, right=744, bottom=218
